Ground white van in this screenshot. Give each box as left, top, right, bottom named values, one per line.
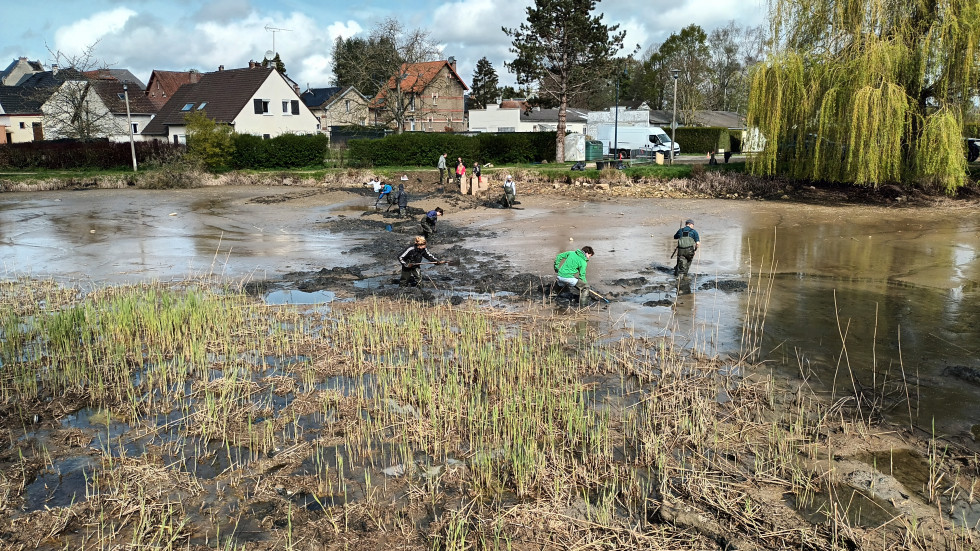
left=595, top=124, right=680, bottom=158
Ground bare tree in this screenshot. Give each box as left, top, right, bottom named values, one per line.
left=40, top=43, right=121, bottom=140
left=332, top=18, right=440, bottom=133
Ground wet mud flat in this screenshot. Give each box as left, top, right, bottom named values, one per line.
left=1, top=181, right=980, bottom=549
left=0, top=276, right=978, bottom=550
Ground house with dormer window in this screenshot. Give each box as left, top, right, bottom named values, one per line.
left=141, top=63, right=318, bottom=144
left=369, top=58, right=468, bottom=133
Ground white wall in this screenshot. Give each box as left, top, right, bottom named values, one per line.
left=0, top=115, right=42, bottom=142
left=232, top=73, right=319, bottom=136
left=467, top=104, right=521, bottom=133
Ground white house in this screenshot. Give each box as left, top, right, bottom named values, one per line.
left=141, top=63, right=319, bottom=144
left=468, top=99, right=587, bottom=134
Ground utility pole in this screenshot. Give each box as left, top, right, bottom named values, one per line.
left=670, top=69, right=680, bottom=165
left=122, top=81, right=137, bottom=172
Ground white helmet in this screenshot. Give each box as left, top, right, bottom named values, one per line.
left=506, top=175, right=512, bottom=180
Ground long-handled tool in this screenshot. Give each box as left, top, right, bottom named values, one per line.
left=587, top=288, right=611, bottom=304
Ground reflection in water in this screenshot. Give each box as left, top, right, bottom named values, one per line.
left=2, top=190, right=978, bottom=440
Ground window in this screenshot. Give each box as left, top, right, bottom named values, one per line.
left=291, top=100, right=299, bottom=115
left=181, top=103, right=195, bottom=111
left=432, top=93, right=438, bottom=106
left=131, top=123, right=138, bottom=134
left=117, top=93, right=126, bottom=100
left=197, top=102, right=207, bottom=110
left=254, top=99, right=270, bottom=114
left=409, top=96, right=415, bottom=112
left=345, top=100, right=351, bottom=113
left=263, top=134, right=271, bottom=140
left=19, top=122, right=26, bottom=129
left=282, top=100, right=289, bottom=114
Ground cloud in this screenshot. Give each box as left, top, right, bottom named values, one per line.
left=53, top=7, right=137, bottom=58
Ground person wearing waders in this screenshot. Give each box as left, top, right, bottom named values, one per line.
left=419, top=207, right=443, bottom=240
left=554, top=246, right=595, bottom=306
left=502, top=175, right=517, bottom=208
left=398, top=236, right=439, bottom=287
left=673, top=219, right=700, bottom=277
left=395, top=183, right=409, bottom=217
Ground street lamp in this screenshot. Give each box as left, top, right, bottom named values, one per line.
left=670, top=69, right=680, bottom=165
left=122, top=81, right=137, bottom=172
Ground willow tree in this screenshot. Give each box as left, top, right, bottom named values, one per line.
left=748, top=0, right=980, bottom=193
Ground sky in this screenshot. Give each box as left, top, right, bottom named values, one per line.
left=1, top=0, right=769, bottom=91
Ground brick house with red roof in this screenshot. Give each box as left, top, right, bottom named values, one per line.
left=144, top=70, right=202, bottom=109
left=369, top=59, right=468, bottom=133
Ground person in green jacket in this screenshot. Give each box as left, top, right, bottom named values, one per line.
left=554, top=246, right=595, bottom=306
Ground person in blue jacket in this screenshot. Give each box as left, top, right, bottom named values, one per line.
left=375, top=181, right=393, bottom=208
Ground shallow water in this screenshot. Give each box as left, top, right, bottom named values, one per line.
left=1, top=187, right=978, bottom=440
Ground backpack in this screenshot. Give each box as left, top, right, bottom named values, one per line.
left=677, top=229, right=696, bottom=248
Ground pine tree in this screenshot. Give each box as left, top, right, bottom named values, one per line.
left=504, top=0, right=633, bottom=162
left=748, top=0, right=980, bottom=193
left=470, top=57, right=500, bottom=109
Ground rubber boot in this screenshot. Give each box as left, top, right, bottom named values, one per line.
left=578, top=291, right=592, bottom=307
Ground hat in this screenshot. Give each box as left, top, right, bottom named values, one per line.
left=685, top=219, right=694, bottom=225
left=506, top=175, right=512, bottom=179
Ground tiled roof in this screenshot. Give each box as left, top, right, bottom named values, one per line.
left=91, top=80, right=158, bottom=115
left=520, top=108, right=588, bottom=123
left=372, top=60, right=468, bottom=107
left=0, top=86, right=49, bottom=114
left=301, top=86, right=342, bottom=108
left=145, top=70, right=201, bottom=109
left=17, top=68, right=86, bottom=88
left=142, top=66, right=276, bottom=135
left=82, top=69, right=146, bottom=89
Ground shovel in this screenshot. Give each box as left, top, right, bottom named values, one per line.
left=587, top=288, right=612, bottom=304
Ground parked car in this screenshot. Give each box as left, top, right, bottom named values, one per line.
left=966, top=138, right=979, bottom=162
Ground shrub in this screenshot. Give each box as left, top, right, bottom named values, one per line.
left=0, top=140, right=182, bottom=170
left=674, top=127, right=733, bottom=155
left=230, top=133, right=327, bottom=169
left=346, top=131, right=557, bottom=167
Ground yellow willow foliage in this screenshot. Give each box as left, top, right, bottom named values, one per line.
left=916, top=109, right=967, bottom=193
left=751, top=0, right=980, bottom=192
left=846, top=83, right=908, bottom=185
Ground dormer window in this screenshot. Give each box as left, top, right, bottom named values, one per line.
left=117, top=93, right=126, bottom=100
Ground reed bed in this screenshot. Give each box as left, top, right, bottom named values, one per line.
left=0, top=279, right=975, bottom=550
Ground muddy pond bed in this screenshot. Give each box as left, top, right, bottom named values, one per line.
left=1, top=181, right=979, bottom=549
left=0, top=280, right=977, bottom=550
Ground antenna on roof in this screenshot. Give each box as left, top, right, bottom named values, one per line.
left=264, top=25, right=292, bottom=56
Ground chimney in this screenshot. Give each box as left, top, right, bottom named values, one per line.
left=51, top=64, right=58, bottom=75
left=190, top=70, right=200, bottom=83
left=448, top=56, right=456, bottom=70
left=218, top=65, right=224, bottom=71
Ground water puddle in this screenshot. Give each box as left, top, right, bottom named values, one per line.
left=787, top=483, right=901, bottom=528
left=265, top=289, right=335, bottom=305
left=23, top=455, right=98, bottom=511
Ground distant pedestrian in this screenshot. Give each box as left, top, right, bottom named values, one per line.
left=437, top=153, right=447, bottom=185
left=396, top=183, right=408, bottom=217
left=502, top=175, right=517, bottom=208
left=673, top=219, right=700, bottom=277
left=419, top=207, right=444, bottom=240
left=473, top=163, right=481, bottom=191
left=455, top=158, right=465, bottom=187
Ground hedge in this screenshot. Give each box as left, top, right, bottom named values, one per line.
left=231, top=133, right=328, bottom=169
left=965, top=123, right=980, bottom=139
left=673, top=127, right=738, bottom=155
left=346, top=132, right=557, bottom=167
left=0, top=140, right=182, bottom=170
